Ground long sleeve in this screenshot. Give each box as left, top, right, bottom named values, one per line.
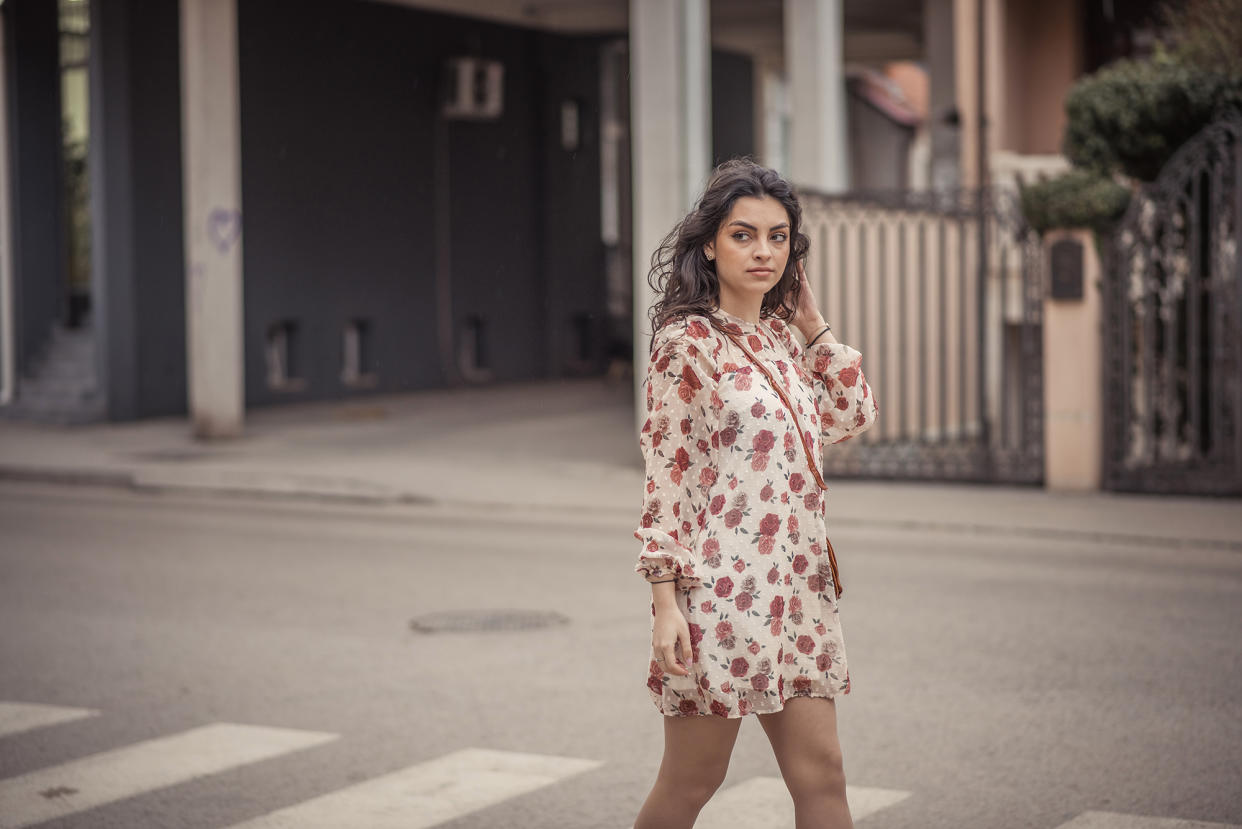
left=768, top=318, right=879, bottom=446
left=633, top=328, right=720, bottom=590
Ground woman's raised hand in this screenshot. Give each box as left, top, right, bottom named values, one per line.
left=789, top=260, right=827, bottom=340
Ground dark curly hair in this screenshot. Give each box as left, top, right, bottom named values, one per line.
left=645, top=157, right=810, bottom=353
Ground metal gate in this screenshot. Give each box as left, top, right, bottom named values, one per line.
left=1103, top=112, right=1242, bottom=496
left=798, top=188, right=1045, bottom=484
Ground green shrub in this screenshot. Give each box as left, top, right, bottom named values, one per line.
left=1161, top=0, right=1242, bottom=77
left=1018, top=169, right=1132, bottom=235
left=1062, top=53, right=1242, bottom=182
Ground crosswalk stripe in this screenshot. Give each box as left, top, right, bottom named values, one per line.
left=0, top=722, right=338, bottom=829
left=846, top=784, right=914, bottom=820
left=224, top=747, right=603, bottom=828
left=696, top=775, right=912, bottom=828
left=1054, top=812, right=1242, bottom=829
left=0, top=702, right=98, bottom=739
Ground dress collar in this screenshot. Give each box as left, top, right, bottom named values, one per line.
left=714, top=307, right=764, bottom=330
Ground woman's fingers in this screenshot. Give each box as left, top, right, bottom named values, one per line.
left=652, top=610, right=693, bottom=676
left=661, top=642, right=689, bottom=676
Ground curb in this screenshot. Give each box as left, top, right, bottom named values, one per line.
left=0, top=464, right=136, bottom=490
left=828, top=516, right=1242, bottom=554
left=0, top=464, right=434, bottom=507
left=4, top=463, right=1240, bottom=554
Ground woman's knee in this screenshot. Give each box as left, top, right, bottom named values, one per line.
left=783, top=744, right=847, bottom=802
left=657, top=762, right=730, bottom=807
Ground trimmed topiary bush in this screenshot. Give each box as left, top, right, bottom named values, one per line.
left=1018, top=169, right=1132, bottom=235
left=1062, top=53, right=1241, bottom=182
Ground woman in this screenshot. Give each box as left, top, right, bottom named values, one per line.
left=632, top=158, right=879, bottom=829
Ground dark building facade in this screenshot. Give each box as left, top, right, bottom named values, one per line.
left=1, top=0, right=756, bottom=422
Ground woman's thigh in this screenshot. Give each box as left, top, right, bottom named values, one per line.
left=656, top=713, right=744, bottom=789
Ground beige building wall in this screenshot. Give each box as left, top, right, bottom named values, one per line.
left=954, top=0, right=1083, bottom=183
left=997, top=0, right=1082, bottom=155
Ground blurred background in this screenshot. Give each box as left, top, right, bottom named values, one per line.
left=2, top=0, right=1240, bottom=497
left=0, top=1, right=1239, bottom=828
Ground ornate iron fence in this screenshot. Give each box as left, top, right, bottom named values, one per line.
left=1102, top=112, right=1242, bottom=495
left=798, top=188, right=1045, bottom=484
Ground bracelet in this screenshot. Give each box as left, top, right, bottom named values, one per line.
left=806, top=324, right=832, bottom=347
left=649, top=578, right=677, bottom=584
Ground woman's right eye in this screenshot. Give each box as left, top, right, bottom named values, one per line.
left=732, top=232, right=750, bottom=242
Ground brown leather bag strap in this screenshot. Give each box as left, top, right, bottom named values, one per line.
left=823, top=537, right=843, bottom=600
left=709, top=317, right=844, bottom=600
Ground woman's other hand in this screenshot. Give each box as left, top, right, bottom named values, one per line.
left=652, top=605, right=693, bottom=677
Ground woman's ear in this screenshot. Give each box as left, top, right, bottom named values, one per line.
left=703, top=242, right=715, bottom=261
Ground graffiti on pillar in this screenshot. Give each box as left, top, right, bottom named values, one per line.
left=207, top=208, right=243, bottom=254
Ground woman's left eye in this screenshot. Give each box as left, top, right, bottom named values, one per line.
left=772, top=233, right=788, bottom=242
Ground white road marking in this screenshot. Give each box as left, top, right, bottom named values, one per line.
left=0, top=722, right=338, bottom=829
left=696, top=775, right=912, bottom=828
left=846, top=784, right=915, bottom=820
left=1055, top=812, right=1242, bottom=829
left=224, top=747, right=603, bottom=829
left=0, top=702, right=98, bottom=739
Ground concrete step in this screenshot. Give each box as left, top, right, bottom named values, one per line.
left=20, top=367, right=99, bottom=390
left=12, top=386, right=101, bottom=408
left=5, top=324, right=105, bottom=424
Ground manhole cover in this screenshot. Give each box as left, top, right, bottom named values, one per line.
left=409, top=609, right=569, bottom=633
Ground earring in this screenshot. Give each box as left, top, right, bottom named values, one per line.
left=705, top=250, right=715, bottom=261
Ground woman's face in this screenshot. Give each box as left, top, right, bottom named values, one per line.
left=704, top=195, right=791, bottom=308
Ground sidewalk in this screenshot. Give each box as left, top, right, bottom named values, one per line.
left=2, top=377, right=1239, bottom=551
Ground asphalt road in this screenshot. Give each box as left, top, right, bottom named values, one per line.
left=0, top=480, right=1239, bottom=829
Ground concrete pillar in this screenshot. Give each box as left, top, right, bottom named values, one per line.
left=0, top=10, right=14, bottom=406
left=783, top=0, right=848, bottom=192
left=90, top=0, right=137, bottom=421
left=6, top=0, right=64, bottom=379
left=924, top=0, right=959, bottom=190
left=1042, top=229, right=1102, bottom=490
left=953, top=0, right=1003, bottom=188
left=629, top=0, right=711, bottom=427
left=180, top=0, right=244, bottom=437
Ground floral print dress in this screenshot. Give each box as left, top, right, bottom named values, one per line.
left=634, top=307, right=879, bottom=718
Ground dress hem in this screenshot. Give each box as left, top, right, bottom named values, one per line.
left=652, top=688, right=849, bottom=720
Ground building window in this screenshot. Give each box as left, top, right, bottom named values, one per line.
left=458, top=314, right=492, bottom=381
left=561, top=99, right=581, bottom=152
left=265, top=319, right=305, bottom=391
left=341, top=318, right=377, bottom=388
left=565, top=312, right=596, bottom=375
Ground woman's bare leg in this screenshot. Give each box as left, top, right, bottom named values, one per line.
left=756, top=696, right=854, bottom=829
left=633, top=713, right=743, bottom=829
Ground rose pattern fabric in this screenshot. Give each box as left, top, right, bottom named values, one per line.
left=634, top=308, right=879, bottom=718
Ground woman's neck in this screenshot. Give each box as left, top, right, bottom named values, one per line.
left=716, top=293, right=762, bottom=324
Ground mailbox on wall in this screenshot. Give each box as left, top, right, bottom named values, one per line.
left=1049, top=238, right=1085, bottom=300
